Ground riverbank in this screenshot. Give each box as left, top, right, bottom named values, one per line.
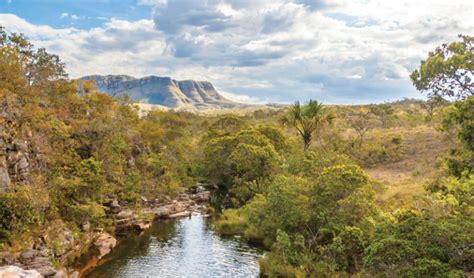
left=86, top=214, right=263, bottom=277
left=0, top=189, right=212, bottom=277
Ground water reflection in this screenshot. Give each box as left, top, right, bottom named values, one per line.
left=87, top=214, right=262, bottom=278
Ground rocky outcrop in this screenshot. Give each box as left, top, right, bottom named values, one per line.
left=93, top=233, right=117, bottom=259
left=0, top=137, right=31, bottom=192
left=0, top=190, right=213, bottom=276
left=81, top=75, right=238, bottom=111
left=0, top=219, right=94, bottom=277
left=0, top=265, right=41, bottom=278
left=18, top=249, right=56, bottom=277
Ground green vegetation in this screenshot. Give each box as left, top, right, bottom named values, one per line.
left=0, top=28, right=198, bottom=247
left=0, top=28, right=472, bottom=276
left=210, top=36, right=473, bottom=277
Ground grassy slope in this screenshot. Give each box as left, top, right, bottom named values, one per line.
left=364, top=125, right=455, bottom=209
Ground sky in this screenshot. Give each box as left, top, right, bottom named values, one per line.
left=0, top=0, right=472, bottom=104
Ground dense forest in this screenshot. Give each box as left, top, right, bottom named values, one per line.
left=0, top=27, right=473, bottom=277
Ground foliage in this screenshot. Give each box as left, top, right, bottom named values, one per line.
left=410, top=34, right=473, bottom=99
left=0, top=28, right=196, bottom=239
left=199, top=126, right=282, bottom=206
left=282, top=100, right=333, bottom=151
left=1, top=27, right=473, bottom=277
left=347, top=111, right=376, bottom=148
left=369, top=103, right=395, bottom=127
left=364, top=210, right=474, bottom=275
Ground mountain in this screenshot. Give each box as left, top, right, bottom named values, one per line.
left=81, top=75, right=238, bottom=110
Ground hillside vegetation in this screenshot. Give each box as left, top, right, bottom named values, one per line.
left=0, top=28, right=472, bottom=277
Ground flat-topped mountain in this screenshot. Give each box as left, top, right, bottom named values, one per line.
left=81, top=75, right=238, bottom=110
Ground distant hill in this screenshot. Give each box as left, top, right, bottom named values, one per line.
left=81, top=75, right=239, bottom=110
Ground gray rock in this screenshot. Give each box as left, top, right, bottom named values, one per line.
left=107, top=199, right=121, bottom=214
left=27, top=256, right=56, bottom=276
left=0, top=165, right=11, bottom=191
left=0, top=265, right=41, bottom=278
left=116, top=209, right=134, bottom=220
left=13, top=139, right=28, bottom=152
left=195, top=191, right=211, bottom=203
left=19, top=249, right=39, bottom=262
left=17, top=156, right=29, bottom=170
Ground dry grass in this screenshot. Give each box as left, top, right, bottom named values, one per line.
left=364, top=125, right=455, bottom=209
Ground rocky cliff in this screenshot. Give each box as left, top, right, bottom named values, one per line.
left=81, top=75, right=238, bottom=110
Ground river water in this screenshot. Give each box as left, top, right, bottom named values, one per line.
left=86, top=214, right=263, bottom=278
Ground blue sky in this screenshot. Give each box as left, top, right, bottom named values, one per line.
left=0, top=0, right=472, bottom=104
left=0, top=0, right=150, bottom=29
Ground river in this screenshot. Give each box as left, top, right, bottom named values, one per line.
left=86, top=213, right=263, bottom=278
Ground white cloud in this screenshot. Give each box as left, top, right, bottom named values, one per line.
left=0, top=0, right=472, bottom=104
left=219, top=90, right=266, bottom=104
left=60, top=12, right=79, bottom=20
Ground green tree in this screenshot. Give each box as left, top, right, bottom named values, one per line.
left=347, top=112, right=374, bottom=148
left=282, top=100, right=333, bottom=151
left=370, top=103, right=394, bottom=127
left=410, top=35, right=473, bottom=99
left=200, top=128, right=281, bottom=205
left=422, top=95, right=448, bottom=122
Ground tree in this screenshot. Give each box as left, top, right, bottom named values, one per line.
left=348, top=112, right=374, bottom=148
left=282, top=100, right=333, bottom=151
left=410, top=35, right=473, bottom=99
left=422, top=96, right=447, bottom=122
left=369, top=103, right=394, bottom=127
left=441, top=96, right=474, bottom=177
left=200, top=128, right=281, bottom=205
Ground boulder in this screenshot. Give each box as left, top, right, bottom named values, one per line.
left=105, top=199, right=121, bottom=214
left=177, top=193, right=189, bottom=201
left=194, top=191, right=210, bottom=202
left=27, top=256, right=56, bottom=276
left=18, top=249, right=56, bottom=277
left=17, top=156, right=29, bottom=171
left=195, top=184, right=207, bottom=192
left=94, top=233, right=117, bottom=259
left=133, top=220, right=151, bottom=231
left=167, top=210, right=191, bottom=219
left=19, top=249, right=39, bottom=262
left=153, top=205, right=175, bottom=218
left=0, top=265, right=41, bottom=278
left=116, top=209, right=134, bottom=220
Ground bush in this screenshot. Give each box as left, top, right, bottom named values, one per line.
left=214, top=209, right=246, bottom=235
left=0, top=185, right=49, bottom=240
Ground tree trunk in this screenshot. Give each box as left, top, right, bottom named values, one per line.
left=303, top=133, right=312, bottom=151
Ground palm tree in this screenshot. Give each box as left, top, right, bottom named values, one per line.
left=283, top=100, right=333, bottom=151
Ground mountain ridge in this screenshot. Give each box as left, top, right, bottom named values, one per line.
left=81, top=74, right=238, bottom=110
